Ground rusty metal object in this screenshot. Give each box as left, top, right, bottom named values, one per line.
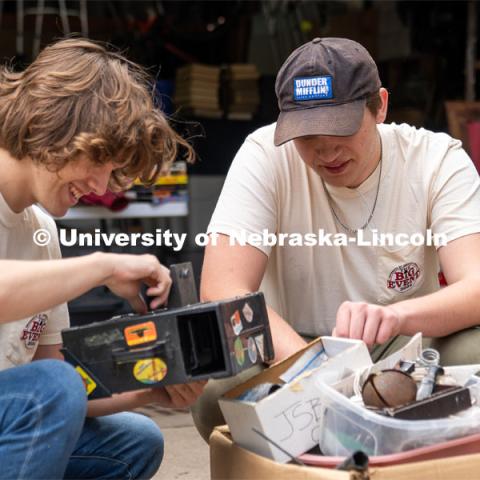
left=386, top=386, right=472, bottom=420
left=362, top=369, right=417, bottom=408
left=168, top=262, right=199, bottom=308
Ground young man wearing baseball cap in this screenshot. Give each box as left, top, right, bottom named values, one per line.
left=192, top=37, right=480, bottom=441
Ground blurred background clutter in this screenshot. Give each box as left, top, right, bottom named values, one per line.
left=1, top=0, right=479, bottom=325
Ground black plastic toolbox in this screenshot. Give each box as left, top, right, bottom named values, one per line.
left=61, top=292, right=274, bottom=399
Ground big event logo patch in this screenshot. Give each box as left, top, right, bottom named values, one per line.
left=387, top=263, right=420, bottom=292
left=21, top=313, right=48, bottom=349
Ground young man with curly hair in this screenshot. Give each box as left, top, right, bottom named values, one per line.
left=0, top=38, right=203, bottom=479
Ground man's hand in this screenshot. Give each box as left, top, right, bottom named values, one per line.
left=86, top=381, right=207, bottom=417
left=102, top=253, right=172, bottom=313
left=149, top=381, right=207, bottom=409
left=333, top=301, right=404, bottom=347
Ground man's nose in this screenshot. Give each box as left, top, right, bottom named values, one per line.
left=315, top=144, right=341, bottom=164
left=87, top=169, right=111, bottom=196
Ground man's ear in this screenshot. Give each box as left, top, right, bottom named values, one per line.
left=376, top=87, right=389, bottom=124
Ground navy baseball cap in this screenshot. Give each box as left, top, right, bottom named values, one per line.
left=274, top=37, right=381, bottom=146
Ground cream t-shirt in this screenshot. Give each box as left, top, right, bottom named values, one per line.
left=0, top=193, right=68, bottom=370
left=208, top=122, right=480, bottom=337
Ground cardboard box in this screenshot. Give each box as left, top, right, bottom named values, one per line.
left=219, top=337, right=371, bottom=463
left=210, top=426, right=480, bottom=480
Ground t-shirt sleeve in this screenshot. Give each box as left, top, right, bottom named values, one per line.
left=208, top=132, right=278, bottom=256
left=429, top=141, right=480, bottom=246
left=38, top=214, right=70, bottom=345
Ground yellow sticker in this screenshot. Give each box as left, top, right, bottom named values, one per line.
left=75, top=366, right=97, bottom=395
left=124, top=321, right=157, bottom=346
left=133, top=174, right=188, bottom=186
left=133, top=358, right=167, bottom=384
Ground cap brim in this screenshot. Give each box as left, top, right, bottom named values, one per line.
left=274, top=98, right=366, bottom=146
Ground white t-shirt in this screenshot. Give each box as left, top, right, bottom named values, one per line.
left=208, top=122, right=480, bottom=337
left=0, top=193, right=68, bottom=370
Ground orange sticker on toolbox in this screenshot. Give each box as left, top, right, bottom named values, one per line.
left=75, top=366, right=97, bottom=396
left=133, top=358, right=167, bottom=384
left=230, top=310, right=243, bottom=336
left=124, top=321, right=157, bottom=346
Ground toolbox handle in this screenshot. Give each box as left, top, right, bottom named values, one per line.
left=112, top=341, right=168, bottom=364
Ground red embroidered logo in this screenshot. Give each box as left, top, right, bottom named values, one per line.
left=20, top=314, right=48, bottom=349
left=387, top=263, right=420, bottom=292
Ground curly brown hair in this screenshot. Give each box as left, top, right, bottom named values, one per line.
left=0, top=38, right=194, bottom=190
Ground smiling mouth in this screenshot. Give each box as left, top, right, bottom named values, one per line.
left=322, top=160, right=350, bottom=174
left=69, top=184, right=85, bottom=201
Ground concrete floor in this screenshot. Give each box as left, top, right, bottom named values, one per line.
left=135, top=405, right=210, bottom=480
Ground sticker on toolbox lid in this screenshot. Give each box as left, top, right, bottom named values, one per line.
left=254, top=334, right=265, bottom=362
left=75, top=366, right=97, bottom=396
left=242, top=303, right=254, bottom=323
left=133, top=358, right=167, bottom=384
left=230, top=310, right=243, bottom=336
left=234, top=337, right=245, bottom=366
left=247, top=336, right=258, bottom=363
left=124, top=321, right=157, bottom=346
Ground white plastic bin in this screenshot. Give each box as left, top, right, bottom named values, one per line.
left=316, top=373, right=480, bottom=457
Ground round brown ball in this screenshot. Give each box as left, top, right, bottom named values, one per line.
left=362, top=370, right=417, bottom=408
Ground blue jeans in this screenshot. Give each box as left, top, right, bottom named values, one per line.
left=0, top=360, right=164, bottom=480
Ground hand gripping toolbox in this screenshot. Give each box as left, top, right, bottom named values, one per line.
left=61, top=274, right=273, bottom=398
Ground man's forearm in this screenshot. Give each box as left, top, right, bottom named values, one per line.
left=0, top=252, right=114, bottom=323
left=266, top=306, right=307, bottom=362
left=392, top=275, right=480, bottom=337
left=87, top=389, right=155, bottom=417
